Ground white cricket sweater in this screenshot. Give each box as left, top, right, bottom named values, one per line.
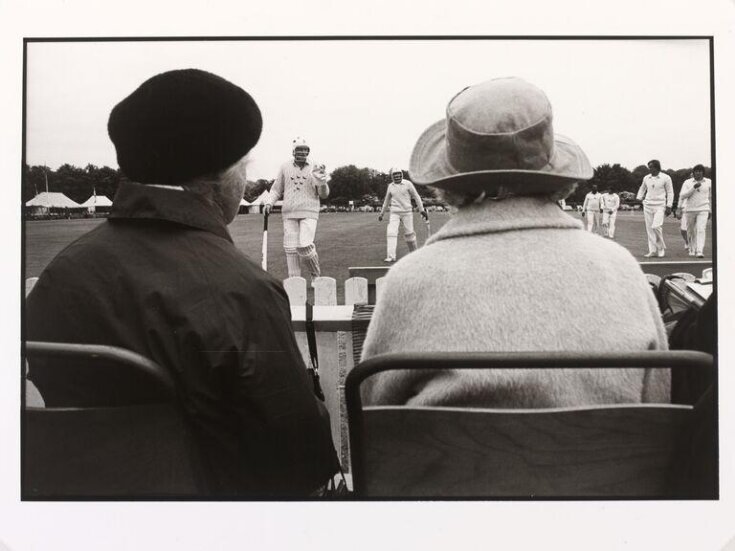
left=267, top=160, right=329, bottom=220
left=601, top=193, right=620, bottom=212
left=582, top=192, right=603, bottom=211
left=637, top=173, right=674, bottom=208
left=679, top=177, right=712, bottom=212
left=380, top=179, right=425, bottom=215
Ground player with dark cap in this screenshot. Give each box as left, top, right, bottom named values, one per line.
left=26, top=69, right=339, bottom=497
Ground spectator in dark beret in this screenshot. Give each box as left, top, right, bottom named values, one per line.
left=27, top=69, right=339, bottom=497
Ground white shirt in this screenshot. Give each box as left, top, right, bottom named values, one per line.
left=637, top=173, right=674, bottom=208
left=679, top=177, right=712, bottom=212
left=380, top=179, right=424, bottom=214
left=601, top=193, right=620, bottom=212
left=582, top=192, right=603, bottom=211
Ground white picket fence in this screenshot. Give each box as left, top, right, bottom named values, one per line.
left=283, top=274, right=387, bottom=308
left=283, top=276, right=384, bottom=468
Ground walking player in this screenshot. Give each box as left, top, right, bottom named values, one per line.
left=679, top=164, right=712, bottom=258
left=581, top=184, right=603, bottom=234
left=378, top=167, right=428, bottom=262
left=637, top=159, right=673, bottom=257
left=600, top=187, right=620, bottom=239
left=677, top=194, right=690, bottom=250
left=265, top=137, right=329, bottom=279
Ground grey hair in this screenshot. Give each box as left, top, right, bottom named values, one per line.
left=179, top=155, right=252, bottom=196
left=432, top=182, right=578, bottom=209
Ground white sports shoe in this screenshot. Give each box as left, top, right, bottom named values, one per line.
left=384, top=257, right=396, bottom=263
left=657, top=250, right=665, bottom=258
left=643, top=252, right=656, bottom=258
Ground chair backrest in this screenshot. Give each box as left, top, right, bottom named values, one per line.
left=346, top=351, right=715, bottom=498
left=23, top=341, right=206, bottom=498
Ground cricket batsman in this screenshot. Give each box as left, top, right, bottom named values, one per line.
left=378, top=167, right=428, bottom=263
left=264, top=137, right=329, bottom=279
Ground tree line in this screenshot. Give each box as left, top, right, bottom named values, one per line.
left=23, top=162, right=712, bottom=207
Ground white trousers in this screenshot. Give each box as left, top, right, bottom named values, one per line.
left=601, top=210, right=617, bottom=238
left=386, top=212, right=416, bottom=258
left=283, top=218, right=320, bottom=277
left=643, top=205, right=666, bottom=254
left=283, top=218, right=318, bottom=248
left=585, top=211, right=602, bottom=233
left=684, top=211, right=709, bottom=255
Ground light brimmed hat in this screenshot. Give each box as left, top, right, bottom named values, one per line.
left=409, top=77, right=593, bottom=194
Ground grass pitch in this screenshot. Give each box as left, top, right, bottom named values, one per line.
left=24, top=211, right=713, bottom=303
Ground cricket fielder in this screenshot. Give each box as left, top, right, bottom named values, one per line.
left=679, top=164, right=712, bottom=258
left=378, top=167, right=428, bottom=262
left=600, top=187, right=620, bottom=239
left=581, top=185, right=604, bottom=234
left=264, top=137, right=329, bottom=278
left=677, top=194, right=689, bottom=250
left=636, top=159, right=673, bottom=257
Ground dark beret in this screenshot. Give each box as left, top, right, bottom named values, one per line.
left=108, top=69, right=262, bottom=185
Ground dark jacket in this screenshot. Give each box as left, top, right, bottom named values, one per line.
left=26, top=182, right=339, bottom=496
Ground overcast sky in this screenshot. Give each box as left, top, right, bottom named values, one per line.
left=25, top=38, right=711, bottom=181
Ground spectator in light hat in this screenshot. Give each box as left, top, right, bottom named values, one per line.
left=361, top=77, right=670, bottom=408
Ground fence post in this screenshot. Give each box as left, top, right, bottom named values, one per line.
left=345, top=277, right=368, bottom=306
left=283, top=277, right=307, bottom=306
left=313, top=277, right=337, bottom=306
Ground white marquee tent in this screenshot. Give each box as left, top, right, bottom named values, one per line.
left=25, top=192, right=83, bottom=216
left=80, top=195, right=113, bottom=212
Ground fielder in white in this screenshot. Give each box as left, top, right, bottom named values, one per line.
left=378, top=168, right=428, bottom=263
left=581, top=185, right=604, bottom=234
left=636, top=159, right=673, bottom=257
left=264, top=137, right=329, bottom=278
left=600, top=187, right=620, bottom=239
left=676, top=194, right=689, bottom=250
left=679, top=164, right=712, bottom=258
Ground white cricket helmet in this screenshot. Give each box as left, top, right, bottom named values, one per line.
left=292, top=136, right=310, bottom=162
left=390, top=167, right=403, bottom=182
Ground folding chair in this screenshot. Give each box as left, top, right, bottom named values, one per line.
left=346, top=351, right=715, bottom=498
left=23, top=341, right=207, bottom=498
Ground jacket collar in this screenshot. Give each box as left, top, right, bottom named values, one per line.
left=427, top=196, right=583, bottom=245
left=109, top=182, right=233, bottom=242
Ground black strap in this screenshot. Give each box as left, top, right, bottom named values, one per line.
left=305, top=302, right=325, bottom=401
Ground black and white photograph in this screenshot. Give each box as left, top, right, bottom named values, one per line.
left=3, top=1, right=735, bottom=550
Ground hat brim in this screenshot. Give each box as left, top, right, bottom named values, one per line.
left=409, top=119, right=593, bottom=194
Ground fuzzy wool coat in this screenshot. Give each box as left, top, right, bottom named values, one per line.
left=360, top=196, right=671, bottom=407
